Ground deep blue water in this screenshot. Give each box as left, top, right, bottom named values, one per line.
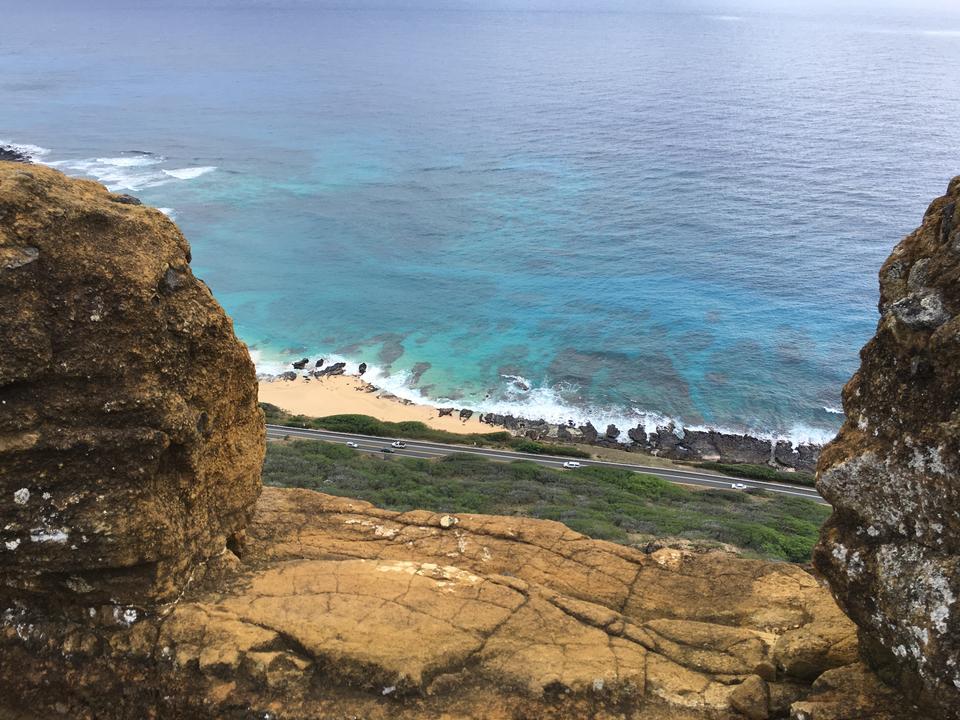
left=4, top=2, right=960, bottom=442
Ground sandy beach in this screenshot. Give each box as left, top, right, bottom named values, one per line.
left=258, top=375, right=489, bottom=435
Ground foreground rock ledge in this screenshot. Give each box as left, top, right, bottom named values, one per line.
left=1, top=487, right=917, bottom=719
left=0, top=162, right=265, bottom=611
left=815, top=176, right=960, bottom=720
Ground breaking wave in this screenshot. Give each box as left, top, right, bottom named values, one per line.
left=253, top=347, right=836, bottom=447
left=2, top=139, right=216, bottom=195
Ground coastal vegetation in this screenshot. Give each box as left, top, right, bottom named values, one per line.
left=263, top=439, right=829, bottom=563
left=694, top=461, right=817, bottom=487
left=261, top=404, right=592, bottom=458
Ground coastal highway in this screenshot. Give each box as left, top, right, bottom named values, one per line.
left=265, top=424, right=826, bottom=504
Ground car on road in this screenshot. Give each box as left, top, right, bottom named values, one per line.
left=562, top=461, right=583, bottom=469
left=391, top=441, right=407, bottom=448
left=346, top=441, right=359, bottom=448
left=730, top=483, right=748, bottom=490
left=381, top=447, right=395, bottom=453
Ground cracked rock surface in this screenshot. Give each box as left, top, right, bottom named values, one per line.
left=814, top=176, right=960, bottom=720
left=0, top=164, right=925, bottom=719
left=1, top=488, right=917, bottom=719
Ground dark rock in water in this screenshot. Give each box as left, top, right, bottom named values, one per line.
left=579, top=422, right=598, bottom=444
left=459, top=409, right=473, bottom=421
left=0, top=145, right=32, bottom=163
left=292, top=357, right=309, bottom=370
left=373, top=333, right=406, bottom=366
left=278, top=371, right=298, bottom=381
left=109, top=193, right=142, bottom=205
left=358, top=362, right=367, bottom=375
left=410, top=361, right=430, bottom=384
left=438, top=407, right=454, bottom=417
left=814, top=176, right=960, bottom=720
left=315, top=358, right=324, bottom=368
left=627, top=425, right=648, bottom=446
left=318, top=362, right=346, bottom=376
left=605, top=424, right=620, bottom=439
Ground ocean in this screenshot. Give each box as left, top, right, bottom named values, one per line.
left=4, top=1, right=959, bottom=444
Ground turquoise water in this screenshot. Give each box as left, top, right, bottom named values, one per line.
left=4, top=2, right=960, bottom=442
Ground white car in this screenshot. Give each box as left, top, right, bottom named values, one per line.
left=391, top=441, right=407, bottom=448
left=346, top=441, right=358, bottom=448
left=562, top=461, right=582, bottom=469
left=730, top=483, right=748, bottom=490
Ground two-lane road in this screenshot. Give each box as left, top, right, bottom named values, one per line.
left=265, top=424, right=826, bottom=504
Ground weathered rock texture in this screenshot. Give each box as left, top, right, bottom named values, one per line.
left=4, top=486, right=911, bottom=720
left=815, top=176, right=960, bottom=719
left=0, top=164, right=920, bottom=719
left=0, top=162, right=265, bottom=611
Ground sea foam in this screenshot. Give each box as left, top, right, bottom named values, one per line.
left=162, top=166, right=217, bottom=180
left=0, top=140, right=51, bottom=159
left=255, top=348, right=835, bottom=447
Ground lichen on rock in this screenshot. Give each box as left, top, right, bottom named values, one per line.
left=0, top=163, right=926, bottom=719
left=0, top=162, right=265, bottom=611
left=815, top=176, right=960, bottom=720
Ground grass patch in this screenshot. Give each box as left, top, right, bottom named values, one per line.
left=261, top=404, right=588, bottom=458
left=695, top=462, right=816, bottom=487
left=264, top=439, right=830, bottom=563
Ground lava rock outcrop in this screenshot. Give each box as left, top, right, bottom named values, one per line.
left=0, top=163, right=923, bottom=719
left=0, top=163, right=265, bottom=612
left=815, top=176, right=960, bottom=719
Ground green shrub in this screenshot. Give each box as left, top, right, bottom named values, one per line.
left=696, top=462, right=816, bottom=487
left=508, top=439, right=590, bottom=458
left=263, top=439, right=830, bottom=563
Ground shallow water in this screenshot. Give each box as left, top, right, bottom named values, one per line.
left=4, top=2, right=960, bottom=442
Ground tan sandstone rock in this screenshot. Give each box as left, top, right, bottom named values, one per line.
left=0, top=162, right=265, bottom=610
left=0, top=165, right=924, bottom=719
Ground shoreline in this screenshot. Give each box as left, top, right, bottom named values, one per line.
left=258, top=374, right=489, bottom=435
left=257, top=371, right=825, bottom=473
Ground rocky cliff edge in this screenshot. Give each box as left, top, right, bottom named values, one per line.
left=0, top=163, right=923, bottom=719
left=815, top=176, right=960, bottom=719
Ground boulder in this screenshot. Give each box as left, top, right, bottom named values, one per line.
left=0, top=145, right=32, bottom=163
left=579, top=421, right=599, bottom=443
left=712, top=432, right=772, bottom=465
left=438, top=407, right=455, bottom=417
left=459, top=409, right=473, bottom=421
left=680, top=429, right=717, bottom=459
left=0, top=163, right=265, bottom=612
left=605, top=424, right=620, bottom=439
left=814, top=176, right=960, bottom=720
left=357, top=361, right=367, bottom=375
left=318, top=361, right=346, bottom=376
left=292, top=357, right=309, bottom=369
left=314, top=357, right=324, bottom=368
left=628, top=424, right=648, bottom=446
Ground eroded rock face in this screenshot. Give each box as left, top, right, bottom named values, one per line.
left=815, top=176, right=960, bottom=719
left=2, top=486, right=899, bottom=720
left=0, top=163, right=264, bottom=611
